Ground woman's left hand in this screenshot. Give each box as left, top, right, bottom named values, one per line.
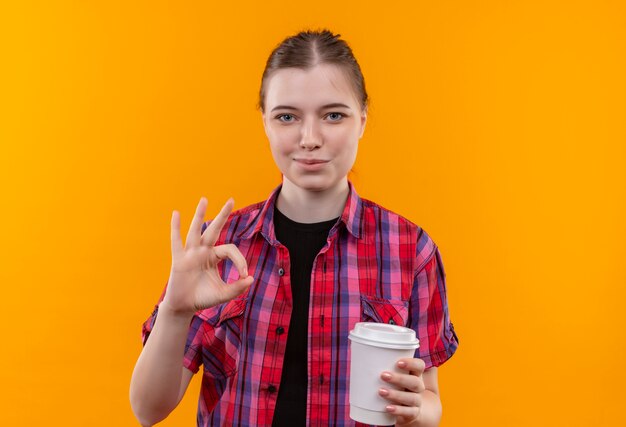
left=378, top=357, right=426, bottom=426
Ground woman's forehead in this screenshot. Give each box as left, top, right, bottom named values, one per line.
left=264, top=64, right=359, bottom=110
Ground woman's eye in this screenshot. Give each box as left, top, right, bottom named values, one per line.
left=277, top=114, right=295, bottom=122
left=327, top=112, right=344, bottom=121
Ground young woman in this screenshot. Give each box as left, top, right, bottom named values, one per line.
left=130, top=30, right=458, bottom=427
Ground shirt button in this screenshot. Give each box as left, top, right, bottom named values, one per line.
left=276, top=326, right=285, bottom=335
left=388, top=319, right=396, bottom=325
left=268, top=384, right=277, bottom=393
left=278, top=267, right=285, bottom=276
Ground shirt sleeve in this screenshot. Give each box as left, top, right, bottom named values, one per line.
left=410, top=245, right=459, bottom=369
left=140, top=285, right=205, bottom=374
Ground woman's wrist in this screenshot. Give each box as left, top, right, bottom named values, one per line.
left=158, top=300, right=196, bottom=323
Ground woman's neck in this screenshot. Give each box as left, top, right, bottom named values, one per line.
left=275, top=178, right=349, bottom=223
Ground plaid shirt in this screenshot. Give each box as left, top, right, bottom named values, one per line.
left=142, top=182, right=459, bottom=426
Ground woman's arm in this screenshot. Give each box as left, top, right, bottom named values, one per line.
left=129, top=197, right=252, bottom=426
left=129, top=304, right=195, bottom=426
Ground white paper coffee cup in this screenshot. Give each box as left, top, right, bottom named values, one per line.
left=348, top=322, right=420, bottom=425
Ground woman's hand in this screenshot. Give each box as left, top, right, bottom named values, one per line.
left=161, top=197, right=254, bottom=317
left=378, top=358, right=427, bottom=426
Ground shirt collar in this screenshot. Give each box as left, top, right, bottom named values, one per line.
left=237, top=180, right=363, bottom=242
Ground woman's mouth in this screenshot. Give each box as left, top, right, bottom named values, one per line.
left=295, top=159, right=329, bottom=164
left=294, top=158, right=329, bottom=170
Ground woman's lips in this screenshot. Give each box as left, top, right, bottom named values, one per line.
left=294, top=159, right=329, bottom=170
left=296, top=159, right=329, bottom=164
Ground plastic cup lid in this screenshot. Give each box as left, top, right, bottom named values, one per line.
left=349, top=322, right=419, bottom=349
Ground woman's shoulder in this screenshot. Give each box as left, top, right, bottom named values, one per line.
left=230, top=200, right=266, bottom=217
left=359, top=197, right=422, bottom=230
left=199, top=199, right=267, bottom=241
left=359, top=197, right=438, bottom=266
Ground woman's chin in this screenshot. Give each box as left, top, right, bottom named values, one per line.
left=284, top=174, right=346, bottom=193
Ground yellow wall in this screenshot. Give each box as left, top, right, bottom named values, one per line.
left=1, top=1, right=624, bottom=425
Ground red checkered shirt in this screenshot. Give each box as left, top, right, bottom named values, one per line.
left=142, top=182, right=459, bottom=426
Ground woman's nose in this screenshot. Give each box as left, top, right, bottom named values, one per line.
left=299, top=120, right=322, bottom=150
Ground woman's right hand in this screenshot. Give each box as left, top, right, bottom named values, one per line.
left=161, top=197, right=254, bottom=317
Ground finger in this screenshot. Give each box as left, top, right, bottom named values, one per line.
left=185, top=197, right=208, bottom=248
left=378, top=387, right=422, bottom=408
left=397, top=358, right=426, bottom=376
left=170, top=210, right=183, bottom=259
left=384, top=403, right=420, bottom=421
left=201, top=198, right=234, bottom=247
left=381, top=371, right=425, bottom=393
left=213, top=244, right=249, bottom=278
left=215, top=276, right=254, bottom=304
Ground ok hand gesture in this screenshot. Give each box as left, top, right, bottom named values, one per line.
left=161, top=197, right=253, bottom=317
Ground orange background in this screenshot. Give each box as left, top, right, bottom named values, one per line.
left=1, top=1, right=625, bottom=426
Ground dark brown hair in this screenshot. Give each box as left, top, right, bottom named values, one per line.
left=259, top=29, right=368, bottom=113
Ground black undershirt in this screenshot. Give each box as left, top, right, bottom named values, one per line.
left=271, top=207, right=338, bottom=427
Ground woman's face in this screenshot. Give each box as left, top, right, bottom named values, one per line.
left=262, top=63, right=367, bottom=193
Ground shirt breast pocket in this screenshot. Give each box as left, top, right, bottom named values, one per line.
left=360, top=295, right=409, bottom=327
left=207, top=297, right=248, bottom=378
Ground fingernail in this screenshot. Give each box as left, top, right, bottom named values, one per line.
left=381, top=372, right=392, bottom=381
left=378, top=388, right=389, bottom=396
left=397, top=360, right=407, bottom=368
left=385, top=405, right=396, bottom=413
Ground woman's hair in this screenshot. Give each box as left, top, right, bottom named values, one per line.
left=259, top=29, right=368, bottom=113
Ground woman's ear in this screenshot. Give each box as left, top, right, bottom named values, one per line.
left=359, top=107, right=368, bottom=139
left=262, top=113, right=270, bottom=138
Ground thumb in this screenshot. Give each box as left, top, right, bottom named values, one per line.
left=219, top=276, right=254, bottom=302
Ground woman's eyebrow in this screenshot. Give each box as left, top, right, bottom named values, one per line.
left=270, top=105, right=298, bottom=112
left=319, top=103, right=351, bottom=110
left=270, top=103, right=351, bottom=113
